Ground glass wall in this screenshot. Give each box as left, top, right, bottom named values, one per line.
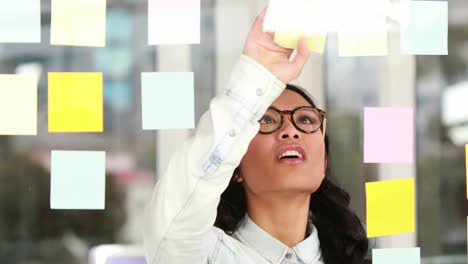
left=416, top=0, right=468, bottom=261
left=1, top=0, right=468, bottom=263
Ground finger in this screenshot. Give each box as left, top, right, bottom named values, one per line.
left=291, top=37, right=310, bottom=70
left=251, top=6, right=269, bottom=32
left=257, top=6, right=268, bottom=22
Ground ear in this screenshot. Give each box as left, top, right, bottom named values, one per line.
left=322, top=118, right=327, bottom=139
left=235, top=175, right=244, bottom=183
left=232, top=168, right=244, bottom=183
left=323, top=140, right=328, bottom=175
left=324, top=155, right=328, bottom=173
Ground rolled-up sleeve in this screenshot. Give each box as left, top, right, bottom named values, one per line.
left=143, top=55, right=285, bottom=264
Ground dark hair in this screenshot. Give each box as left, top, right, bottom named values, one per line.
left=214, top=84, right=370, bottom=264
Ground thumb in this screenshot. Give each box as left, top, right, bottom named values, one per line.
left=291, top=37, right=310, bottom=72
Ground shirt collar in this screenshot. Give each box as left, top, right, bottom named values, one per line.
left=233, top=214, right=322, bottom=264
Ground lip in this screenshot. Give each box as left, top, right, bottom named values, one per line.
left=275, top=144, right=306, bottom=163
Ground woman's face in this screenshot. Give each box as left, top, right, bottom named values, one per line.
left=237, top=89, right=326, bottom=196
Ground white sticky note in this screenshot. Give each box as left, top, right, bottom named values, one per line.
left=141, top=72, right=195, bottom=129
left=0, top=74, right=37, bottom=135
left=0, top=0, right=41, bottom=43
left=264, top=0, right=389, bottom=34
left=401, top=1, right=448, bottom=55
left=50, top=151, right=106, bottom=210
left=373, top=248, right=420, bottom=264
left=148, top=0, right=200, bottom=45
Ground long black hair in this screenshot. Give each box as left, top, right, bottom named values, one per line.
left=214, top=84, right=370, bottom=264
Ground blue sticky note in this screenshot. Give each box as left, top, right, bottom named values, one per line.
left=0, top=0, right=41, bottom=43
left=50, top=151, right=106, bottom=210
left=401, top=1, right=448, bottom=55
left=373, top=248, right=420, bottom=264
left=141, top=72, right=195, bottom=130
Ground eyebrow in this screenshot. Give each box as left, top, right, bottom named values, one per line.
left=270, top=105, right=313, bottom=110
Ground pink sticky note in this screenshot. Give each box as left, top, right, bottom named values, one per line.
left=364, top=107, right=414, bottom=163
left=148, top=0, right=200, bottom=45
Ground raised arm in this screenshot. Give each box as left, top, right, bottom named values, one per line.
left=143, top=8, right=309, bottom=264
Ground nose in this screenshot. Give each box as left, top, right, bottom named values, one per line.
left=277, top=117, right=301, bottom=140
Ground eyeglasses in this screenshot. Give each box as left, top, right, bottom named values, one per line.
left=258, top=106, right=326, bottom=134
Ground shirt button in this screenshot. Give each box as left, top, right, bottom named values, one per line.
left=229, top=129, right=236, bottom=137
left=256, top=89, right=264, bottom=96
left=285, top=252, right=292, bottom=259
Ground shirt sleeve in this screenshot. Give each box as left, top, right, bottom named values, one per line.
left=143, top=55, right=285, bottom=264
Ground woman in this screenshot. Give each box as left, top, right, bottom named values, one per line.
left=144, top=8, right=369, bottom=264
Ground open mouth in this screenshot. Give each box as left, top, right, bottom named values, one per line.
left=278, top=150, right=303, bottom=160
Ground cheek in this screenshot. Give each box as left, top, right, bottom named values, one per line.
left=241, top=136, right=270, bottom=167
left=239, top=135, right=274, bottom=182
left=306, top=137, right=326, bottom=167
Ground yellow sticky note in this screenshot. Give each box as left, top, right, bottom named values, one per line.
left=274, top=32, right=326, bottom=53
left=50, top=0, right=106, bottom=47
left=338, top=32, right=388, bottom=56
left=0, top=75, right=37, bottom=135
left=48, top=72, right=103, bottom=132
left=366, top=178, right=415, bottom=237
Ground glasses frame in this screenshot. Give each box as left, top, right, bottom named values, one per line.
left=258, top=106, right=327, bottom=135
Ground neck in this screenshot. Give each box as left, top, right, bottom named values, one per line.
left=246, top=191, right=311, bottom=248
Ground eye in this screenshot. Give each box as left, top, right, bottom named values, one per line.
left=259, top=115, right=277, bottom=124
left=298, top=115, right=315, bottom=124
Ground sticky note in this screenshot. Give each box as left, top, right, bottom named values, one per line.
left=364, top=107, right=413, bottom=163
left=366, top=178, right=415, bottom=237
left=264, top=0, right=389, bottom=34
left=50, top=0, right=106, bottom=47
left=141, top=72, right=194, bottom=129
left=48, top=72, right=103, bottom=132
left=50, top=151, right=106, bottom=209
left=0, top=0, right=40, bottom=43
left=338, top=32, right=388, bottom=56
left=148, top=0, right=200, bottom=45
left=401, top=1, right=448, bottom=55
left=0, top=75, right=37, bottom=135
left=274, top=32, right=327, bottom=53
left=373, top=248, right=420, bottom=264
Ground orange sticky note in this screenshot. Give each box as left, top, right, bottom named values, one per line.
left=274, top=32, right=327, bottom=53
left=48, top=72, right=103, bottom=132
left=366, top=178, right=415, bottom=237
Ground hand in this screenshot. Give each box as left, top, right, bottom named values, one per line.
left=242, top=7, right=310, bottom=84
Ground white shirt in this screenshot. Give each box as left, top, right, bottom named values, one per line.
left=143, top=55, right=324, bottom=264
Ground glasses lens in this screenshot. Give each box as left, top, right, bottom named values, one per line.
left=293, top=108, right=322, bottom=132
left=259, top=109, right=281, bottom=133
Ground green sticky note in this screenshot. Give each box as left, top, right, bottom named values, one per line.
left=50, top=151, right=106, bottom=210
left=141, top=72, right=195, bottom=130
left=401, top=1, right=448, bottom=55
left=0, top=0, right=41, bottom=43
left=50, top=0, right=106, bottom=47
left=0, top=74, right=37, bottom=135
left=338, top=32, right=388, bottom=57
left=373, top=248, right=420, bottom=264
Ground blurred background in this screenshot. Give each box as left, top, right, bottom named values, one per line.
left=0, top=0, right=467, bottom=263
